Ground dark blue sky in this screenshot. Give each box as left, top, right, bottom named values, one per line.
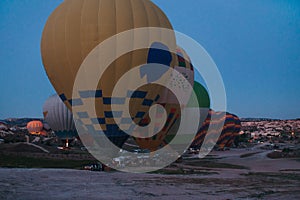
left=0, top=0, right=299, bottom=119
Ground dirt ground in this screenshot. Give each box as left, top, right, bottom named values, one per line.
left=0, top=168, right=299, bottom=200
left=1, top=144, right=300, bottom=200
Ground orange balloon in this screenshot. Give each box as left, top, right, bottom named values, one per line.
left=27, top=121, right=43, bottom=135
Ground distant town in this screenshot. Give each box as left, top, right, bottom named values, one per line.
left=1, top=117, right=299, bottom=159
left=238, top=118, right=299, bottom=152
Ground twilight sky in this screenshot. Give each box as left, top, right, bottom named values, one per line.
left=0, top=0, right=299, bottom=119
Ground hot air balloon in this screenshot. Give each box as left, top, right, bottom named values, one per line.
left=231, top=114, right=241, bottom=145
left=132, top=46, right=195, bottom=152
left=41, top=0, right=176, bottom=150
left=27, top=121, right=44, bottom=135
left=191, top=111, right=241, bottom=150
left=162, top=81, right=210, bottom=152
left=43, top=94, right=77, bottom=148
left=190, top=109, right=212, bottom=149
left=220, top=114, right=240, bottom=149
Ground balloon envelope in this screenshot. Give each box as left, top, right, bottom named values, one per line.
left=27, top=121, right=43, bottom=135
left=163, top=81, right=210, bottom=151
left=43, top=94, right=77, bottom=140
left=41, top=0, right=176, bottom=148
left=191, top=111, right=241, bottom=149
left=133, top=46, right=195, bottom=151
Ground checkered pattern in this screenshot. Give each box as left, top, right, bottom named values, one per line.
left=59, top=89, right=160, bottom=148
left=56, top=47, right=195, bottom=149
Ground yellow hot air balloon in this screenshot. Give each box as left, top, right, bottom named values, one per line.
left=41, top=0, right=176, bottom=148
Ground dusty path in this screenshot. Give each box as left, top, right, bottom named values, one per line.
left=211, top=148, right=300, bottom=173
left=0, top=168, right=299, bottom=200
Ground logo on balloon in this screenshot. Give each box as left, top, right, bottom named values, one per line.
left=71, top=28, right=226, bottom=173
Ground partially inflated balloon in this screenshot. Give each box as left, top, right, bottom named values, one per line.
left=43, top=94, right=77, bottom=141
left=217, top=113, right=241, bottom=148
left=41, top=0, right=176, bottom=148
left=27, top=121, right=44, bottom=135
left=190, top=109, right=212, bottom=149
left=191, top=111, right=241, bottom=150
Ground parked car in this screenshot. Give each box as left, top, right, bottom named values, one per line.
left=83, top=162, right=103, bottom=171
